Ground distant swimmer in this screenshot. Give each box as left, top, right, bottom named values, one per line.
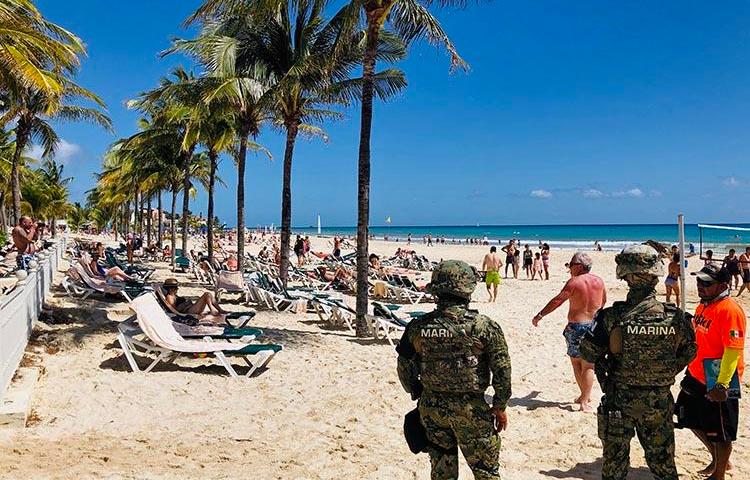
left=482, top=246, right=503, bottom=302
left=532, top=252, right=607, bottom=412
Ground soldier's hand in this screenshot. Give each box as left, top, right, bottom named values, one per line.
left=491, top=406, right=507, bottom=432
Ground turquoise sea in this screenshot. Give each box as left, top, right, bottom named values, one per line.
left=292, top=224, right=750, bottom=252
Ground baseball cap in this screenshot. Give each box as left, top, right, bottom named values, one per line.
left=691, top=264, right=730, bottom=283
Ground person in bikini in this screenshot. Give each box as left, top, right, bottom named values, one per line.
left=482, top=246, right=503, bottom=302
left=665, top=252, right=681, bottom=305
left=532, top=252, right=606, bottom=412
left=162, top=278, right=228, bottom=315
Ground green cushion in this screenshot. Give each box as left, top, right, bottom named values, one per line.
left=229, top=344, right=283, bottom=355
left=222, top=327, right=262, bottom=338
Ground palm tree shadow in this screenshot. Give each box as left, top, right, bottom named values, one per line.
left=508, top=390, right=576, bottom=412
left=540, top=458, right=653, bottom=479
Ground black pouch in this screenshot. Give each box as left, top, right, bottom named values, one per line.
left=404, top=408, right=429, bottom=454
left=596, top=405, right=607, bottom=440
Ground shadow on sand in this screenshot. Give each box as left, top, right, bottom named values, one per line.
left=508, top=391, right=576, bottom=412
left=540, top=458, right=653, bottom=480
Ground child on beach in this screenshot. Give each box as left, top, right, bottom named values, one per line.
left=532, top=252, right=543, bottom=280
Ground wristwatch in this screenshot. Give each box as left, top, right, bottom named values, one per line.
left=715, top=383, right=728, bottom=391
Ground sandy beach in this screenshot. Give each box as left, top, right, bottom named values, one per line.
left=0, top=236, right=747, bottom=480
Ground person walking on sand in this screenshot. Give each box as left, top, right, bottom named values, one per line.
left=482, top=246, right=503, bottom=302
left=736, top=247, right=750, bottom=297
left=532, top=252, right=544, bottom=280
left=722, top=249, right=741, bottom=290
left=501, top=240, right=516, bottom=279
left=532, top=252, right=606, bottom=412
left=665, top=253, right=681, bottom=305
left=523, top=244, right=533, bottom=278
left=541, top=243, right=551, bottom=280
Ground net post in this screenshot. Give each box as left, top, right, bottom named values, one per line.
left=678, top=214, right=687, bottom=312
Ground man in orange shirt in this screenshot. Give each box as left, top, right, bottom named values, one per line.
left=675, top=264, right=745, bottom=480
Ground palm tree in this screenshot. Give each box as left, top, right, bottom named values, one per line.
left=37, top=157, right=71, bottom=236
left=0, top=0, right=85, bottom=96
left=345, top=0, right=468, bottom=335
left=5, top=79, right=111, bottom=225
left=67, top=202, right=89, bottom=231
left=177, top=7, right=278, bottom=268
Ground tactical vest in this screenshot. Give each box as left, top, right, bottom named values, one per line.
left=610, top=299, right=682, bottom=387
left=417, top=309, right=490, bottom=394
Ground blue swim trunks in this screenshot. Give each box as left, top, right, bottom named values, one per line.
left=563, top=322, right=593, bottom=358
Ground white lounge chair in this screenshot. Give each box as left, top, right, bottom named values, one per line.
left=119, top=293, right=281, bottom=377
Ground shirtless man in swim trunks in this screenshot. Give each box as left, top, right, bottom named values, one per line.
left=12, top=216, right=37, bottom=269
left=532, top=252, right=606, bottom=412
left=482, top=246, right=503, bottom=302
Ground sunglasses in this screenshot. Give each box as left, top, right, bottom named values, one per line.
left=696, top=278, right=717, bottom=287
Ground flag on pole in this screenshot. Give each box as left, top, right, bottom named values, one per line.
left=386, top=216, right=391, bottom=224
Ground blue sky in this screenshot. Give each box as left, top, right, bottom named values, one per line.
left=32, top=0, right=750, bottom=227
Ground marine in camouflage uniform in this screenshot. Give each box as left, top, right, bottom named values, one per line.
left=580, top=245, right=697, bottom=480
left=397, top=260, right=512, bottom=480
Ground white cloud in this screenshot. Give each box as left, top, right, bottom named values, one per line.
left=530, top=189, right=552, bottom=198
left=724, top=177, right=741, bottom=187
left=582, top=188, right=605, bottom=198
left=613, top=188, right=644, bottom=198
left=27, top=139, right=81, bottom=165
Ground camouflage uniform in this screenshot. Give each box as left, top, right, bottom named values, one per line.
left=397, top=260, right=512, bottom=480
left=580, top=246, right=697, bottom=480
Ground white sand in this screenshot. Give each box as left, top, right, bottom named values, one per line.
left=0, top=236, right=747, bottom=479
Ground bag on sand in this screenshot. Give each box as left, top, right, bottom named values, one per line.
left=404, top=407, right=428, bottom=454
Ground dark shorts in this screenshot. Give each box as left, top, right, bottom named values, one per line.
left=563, top=322, right=592, bottom=358
left=743, top=269, right=750, bottom=284
left=524, top=258, right=533, bottom=267
left=675, top=373, right=740, bottom=442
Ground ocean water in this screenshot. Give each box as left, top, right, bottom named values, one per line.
left=292, top=224, right=750, bottom=252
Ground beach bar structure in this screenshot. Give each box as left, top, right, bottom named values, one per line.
left=0, top=236, right=67, bottom=405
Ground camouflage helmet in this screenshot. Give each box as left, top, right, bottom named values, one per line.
left=615, top=245, right=664, bottom=279
left=426, top=260, right=478, bottom=300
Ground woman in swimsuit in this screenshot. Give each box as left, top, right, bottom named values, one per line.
left=723, top=248, right=741, bottom=289
left=502, top=241, right=516, bottom=278
left=541, top=243, right=551, bottom=280
left=664, top=253, right=681, bottom=305
left=523, top=245, right=533, bottom=279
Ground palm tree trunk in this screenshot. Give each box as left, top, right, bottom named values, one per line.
left=146, top=194, right=152, bottom=246
left=139, top=191, right=146, bottom=236
left=124, top=202, right=130, bottom=237
left=279, top=123, right=298, bottom=287
left=0, top=191, right=6, bottom=230
left=170, top=185, right=178, bottom=271
left=181, top=148, right=195, bottom=256
left=207, top=150, right=218, bottom=263
left=354, top=20, right=381, bottom=337
left=236, top=127, right=250, bottom=269
left=10, top=118, right=30, bottom=225
left=157, top=190, right=163, bottom=248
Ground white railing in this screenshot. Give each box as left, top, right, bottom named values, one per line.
left=0, top=236, right=67, bottom=403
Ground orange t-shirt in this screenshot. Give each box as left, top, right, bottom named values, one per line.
left=688, top=296, right=746, bottom=384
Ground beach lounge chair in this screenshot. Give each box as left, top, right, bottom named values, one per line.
left=153, top=283, right=256, bottom=328
left=61, top=272, right=95, bottom=299
left=104, top=249, right=154, bottom=280
left=213, top=270, right=248, bottom=302
left=118, top=293, right=282, bottom=377
left=67, top=264, right=134, bottom=301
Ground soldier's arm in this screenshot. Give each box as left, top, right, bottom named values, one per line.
left=674, top=312, right=697, bottom=372
left=485, top=322, right=512, bottom=410
left=579, top=310, right=608, bottom=365
left=395, top=323, right=421, bottom=398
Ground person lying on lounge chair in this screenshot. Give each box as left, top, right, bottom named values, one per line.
left=315, top=265, right=352, bottom=282
left=89, top=253, right=134, bottom=282
left=163, top=278, right=228, bottom=315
